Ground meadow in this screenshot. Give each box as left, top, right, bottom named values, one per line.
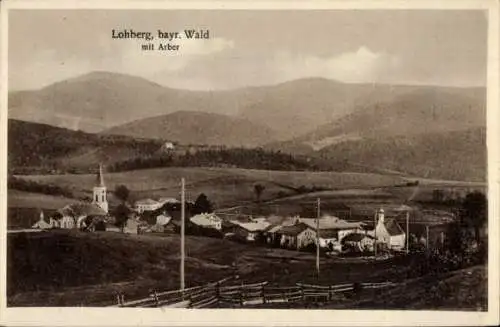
left=12, top=167, right=406, bottom=209
left=7, top=230, right=449, bottom=307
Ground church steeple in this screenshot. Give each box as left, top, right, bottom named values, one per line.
left=92, top=164, right=108, bottom=214
left=97, top=163, right=105, bottom=187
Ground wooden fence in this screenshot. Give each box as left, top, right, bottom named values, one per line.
left=109, top=278, right=396, bottom=308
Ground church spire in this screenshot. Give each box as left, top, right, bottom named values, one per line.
left=97, top=164, right=105, bottom=187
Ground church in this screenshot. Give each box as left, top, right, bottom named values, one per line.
left=36, top=164, right=110, bottom=230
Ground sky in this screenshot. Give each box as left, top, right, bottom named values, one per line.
left=8, top=9, right=488, bottom=91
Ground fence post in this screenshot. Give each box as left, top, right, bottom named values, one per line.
left=116, top=293, right=121, bottom=307
left=120, top=294, right=125, bottom=306
left=216, top=281, right=220, bottom=301
left=154, top=290, right=159, bottom=307
left=261, top=284, right=266, bottom=304
left=300, top=285, right=305, bottom=302
left=328, top=285, right=332, bottom=301
left=239, top=286, right=244, bottom=307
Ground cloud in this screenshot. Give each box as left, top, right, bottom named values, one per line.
left=273, top=46, right=400, bottom=84
left=9, top=33, right=235, bottom=90
left=116, top=35, right=235, bottom=76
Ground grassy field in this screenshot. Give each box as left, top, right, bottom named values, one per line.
left=330, top=264, right=487, bottom=311
left=8, top=230, right=439, bottom=307
left=13, top=167, right=405, bottom=209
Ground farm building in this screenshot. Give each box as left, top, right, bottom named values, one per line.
left=341, top=233, right=375, bottom=253
left=230, top=219, right=271, bottom=242
left=317, top=229, right=342, bottom=251
left=297, top=215, right=363, bottom=231
left=190, top=213, right=223, bottom=230
left=123, top=218, right=138, bottom=234
left=134, top=198, right=162, bottom=213
left=279, top=223, right=317, bottom=250
left=51, top=203, right=107, bottom=229
left=263, top=224, right=283, bottom=245
left=139, top=212, right=175, bottom=233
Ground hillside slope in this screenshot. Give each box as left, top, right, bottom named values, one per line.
left=239, top=79, right=484, bottom=140
left=102, top=111, right=277, bottom=147
left=318, top=127, right=487, bottom=182
left=8, top=119, right=162, bottom=173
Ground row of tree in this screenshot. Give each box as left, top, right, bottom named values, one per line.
left=7, top=175, right=74, bottom=198
left=107, top=148, right=325, bottom=172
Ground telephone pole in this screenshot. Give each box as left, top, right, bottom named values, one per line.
left=406, top=211, right=410, bottom=254
left=180, top=178, right=185, bottom=291
left=374, top=210, right=378, bottom=257
left=316, top=198, right=320, bottom=278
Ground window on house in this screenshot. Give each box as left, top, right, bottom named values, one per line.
left=95, top=194, right=98, bottom=202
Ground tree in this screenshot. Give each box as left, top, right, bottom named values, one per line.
left=193, top=193, right=213, bottom=214
left=461, top=191, right=487, bottom=243
left=114, top=185, right=130, bottom=203
left=254, top=184, right=265, bottom=203
left=113, top=203, right=131, bottom=233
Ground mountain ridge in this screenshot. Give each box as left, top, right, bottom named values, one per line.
left=9, top=71, right=486, bottom=141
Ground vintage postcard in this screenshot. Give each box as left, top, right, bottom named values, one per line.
left=0, top=0, right=499, bottom=326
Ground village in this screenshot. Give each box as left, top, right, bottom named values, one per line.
left=26, top=164, right=436, bottom=257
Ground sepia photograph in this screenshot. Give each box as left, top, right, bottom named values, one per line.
left=0, top=0, right=499, bottom=326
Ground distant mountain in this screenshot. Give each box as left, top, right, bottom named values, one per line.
left=266, top=86, right=485, bottom=152
left=8, top=119, right=162, bottom=173
left=8, top=71, right=250, bottom=133
left=102, top=111, right=277, bottom=147
left=9, top=71, right=485, bottom=142
left=237, top=78, right=484, bottom=141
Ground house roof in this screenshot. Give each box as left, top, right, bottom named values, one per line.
left=279, top=223, right=313, bottom=236
left=57, top=203, right=107, bottom=217
left=32, top=219, right=51, bottom=229
left=156, top=214, right=172, bottom=226
left=298, top=216, right=363, bottom=230
left=265, top=224, right=283, bottom=233
left=135, top=198, right=159, bottom=206
left=158, top=197, right=180, bottom=204
left=190, top=213, right=222, bottom=227
left=385, top=218, right=405, bottom=236
left=231, top=220, right=270, bottom=232
left=342, top=233, right=375, bottom=243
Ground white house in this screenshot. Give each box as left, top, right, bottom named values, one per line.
left=279, top=223, right=317, bottom=250
left=135, top=199, right=162, bottom=213
left=341, top=233, right=375, bottom=253
left=190, top=213, right=223, bottom=230
left=162, top=142, right=175, bottom=151
left=368, top=208, right=406, bottom=250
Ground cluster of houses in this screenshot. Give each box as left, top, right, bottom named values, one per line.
left=30, top=164, right=407, bottom=254
left=189, top=208, right=406, bottom=253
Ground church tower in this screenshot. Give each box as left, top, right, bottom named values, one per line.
left=92, top=164, right=108, bottom=214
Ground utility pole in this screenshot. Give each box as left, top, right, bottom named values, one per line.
left=374, top=210, right=378, bottom=257
left=406, top=211, right=410, bottom=254
left=180, top=178, right=185, bottom=292
left=426, top=224, right=430, bottom=254
left=316, top=198, right=320, bottom=278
